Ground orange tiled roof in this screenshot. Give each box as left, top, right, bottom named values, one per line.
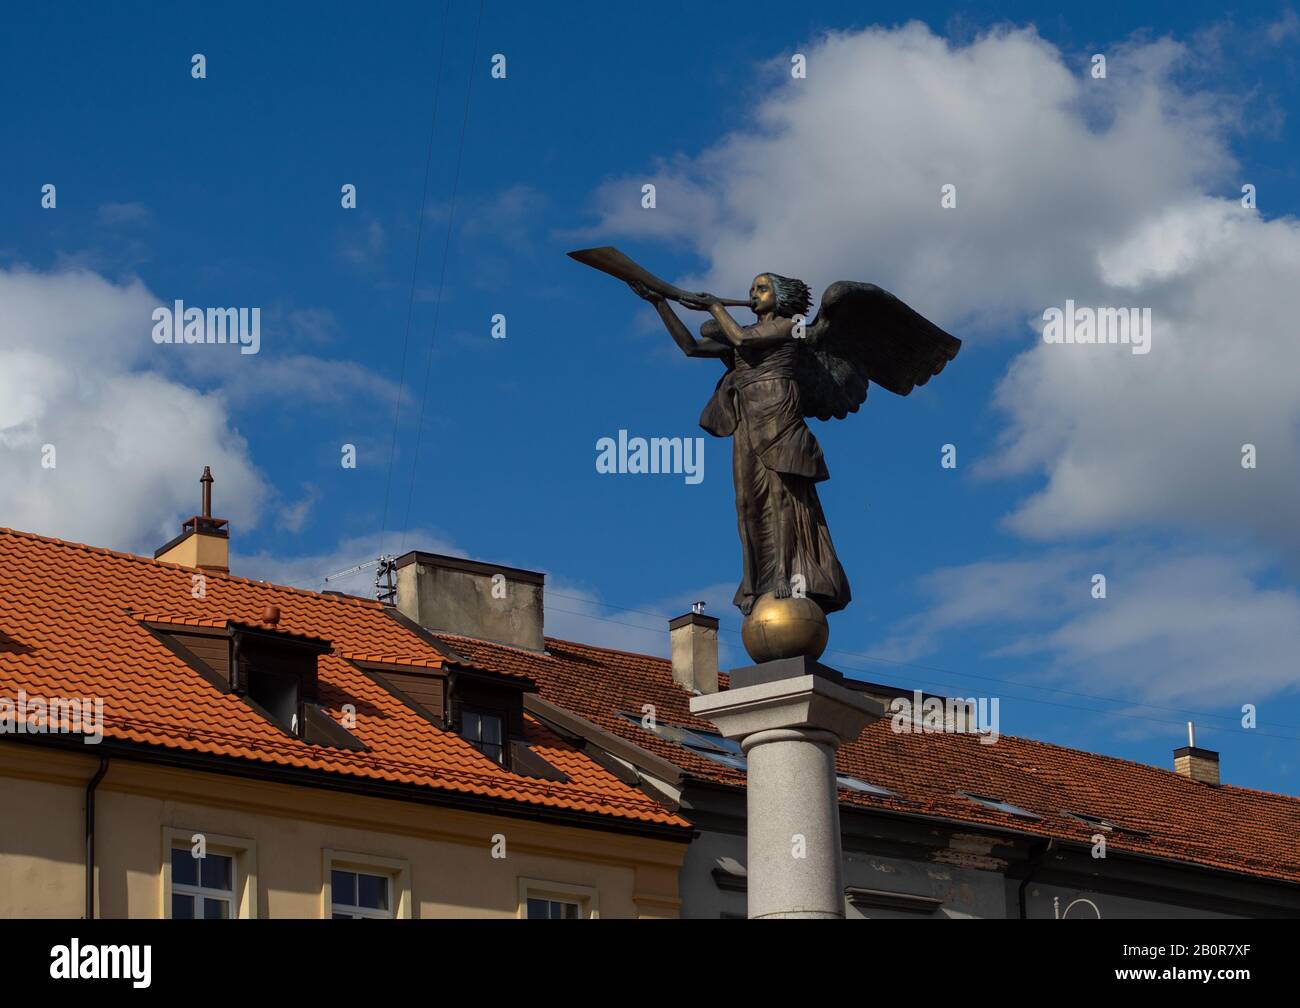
left=436, top=633, right=1300, bottom=886
left=0, top=528, right=686, bottom=831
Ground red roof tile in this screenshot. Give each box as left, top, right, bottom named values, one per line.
left=0, top=528, right=686, bottom=831
left=437, top=633, right=1300, bottom=885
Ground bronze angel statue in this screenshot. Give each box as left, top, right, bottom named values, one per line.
left=569, top=247, right=961, bottom=636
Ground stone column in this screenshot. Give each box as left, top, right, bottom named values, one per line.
left=690, top=659, right=882, bottom=919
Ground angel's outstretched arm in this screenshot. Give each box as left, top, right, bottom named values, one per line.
left=629, top=282, right=729, bottom=358
left=705, top=303, right=793, bottom=348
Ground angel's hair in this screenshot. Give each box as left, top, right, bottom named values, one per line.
left=761, top=273, right=813, bottom=318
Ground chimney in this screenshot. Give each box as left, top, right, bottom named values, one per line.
left=1174, top=721, right=1220, bottom=786
left=394, top=551, right=544, bottom=651
left=669, top=607, right=719, bottom=694
left=155, top=466, right=229, bottom=574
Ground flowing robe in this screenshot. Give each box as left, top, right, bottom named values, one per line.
left=699, top=340, right=851, bottom=615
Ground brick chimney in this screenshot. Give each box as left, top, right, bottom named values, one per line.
left=1174, top=722, right=1219, bottom=786
left=394, top=551, right=544, bottom=651
left=155, top=466, right=229, bottom=574
left=669, top=608, right=719, bottom=694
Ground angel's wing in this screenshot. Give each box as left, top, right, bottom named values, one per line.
left=796, top=282, right=961, bottom=421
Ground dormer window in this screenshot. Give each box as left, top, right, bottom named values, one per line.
left=462, top=707, right=505, bottom=764
left=143, top=617, right=365, bottom=751
left=246, top=666, right=302, bottom=736
left=348, top=657, right=567, bottom=781
left=232, top=624, right=330, bottom=740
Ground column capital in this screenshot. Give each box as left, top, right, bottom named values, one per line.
left=689, top=672, right=884, bottom=746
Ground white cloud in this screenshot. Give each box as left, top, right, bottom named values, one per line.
left=96, top=202, right=152, bottom=228
left=0, top=266, right=408, bottom=554
left=0, top=266, right=265, bottom=551
left=991, top=200, right=1300, bottom=546
left=235, top=528, right=458, bottom=598
left=277, top=485, right=318, bottom=534
left=339, top=218, right=387, bottom=269
left=189, top=352, right=401, bottom=408
left=585, top=21, right=1300, bottom=551
left=588, top=25, right=1235, bottom=331
left=874, top=549, right=1300, bottom=706
left=579, top=20, right=1300, bottom=708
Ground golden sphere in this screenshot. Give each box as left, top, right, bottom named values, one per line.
left=741, top=593, right=829, bottom=663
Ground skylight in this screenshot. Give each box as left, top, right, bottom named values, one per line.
left=959, top=791, right=1039, bottom=820
left=1065, top=811, right=1117, bottom=831
left=837, top=775, right=893, bottom=797
left=1064, top=811, right=1148, bottom=837
left=620, top=713, right=748, bottom=771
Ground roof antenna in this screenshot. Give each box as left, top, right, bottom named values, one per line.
left=320, top=555, right=396, bottom=602
left=374, top=555, right=396, bottom=604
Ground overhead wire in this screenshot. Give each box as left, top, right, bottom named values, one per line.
left=378, top=0, right=453, bottom=560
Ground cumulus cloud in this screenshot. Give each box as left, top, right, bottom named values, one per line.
left=0, top=266, right=265, bottom=551
left=992, top=199, right=1300, bottom=545
left=587, top=25, right=1235, bottom=330
left=585, top=23, right=1300, bottom=549
left=0, top=264, right=410, bottom=555
left=582, top=20, right=1300, bottom=704
left=873, top=549, right=1300, bottom=707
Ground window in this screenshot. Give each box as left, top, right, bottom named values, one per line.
left=959, top=791, right=1040, bottom=820
left=170, top=847, right=234, bottom=919
left=331, top=869, right=392, bottom=919
left=1063, top=811, right=1149, bottom=838
left=161, top=828, right=257, bottom=919
left=837, top=775, right=894, bottom=797
left=527, top=897, right=581, bottom=919
left=619, top=712, right=749, bottom=771
left=246, top=667, right=302, bottom=736
left=518, top=879, right=597, bottom=919
left=323, top=850, right=412, bottom=919
left=462, top=707, right=505, bottom=764
left=1066, top=810, right=1116, bottom=831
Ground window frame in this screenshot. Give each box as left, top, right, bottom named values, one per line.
left=161, top=827, right=257, bottom=919
left=460, top=704, right=508, bottom=765
left=517, top=878, right=598, bottom=920
left=958, top=791, right=1040, bottom=820
left=170, top=848, right=235, bottom=919
left=322, top=849, right=413, bottom=920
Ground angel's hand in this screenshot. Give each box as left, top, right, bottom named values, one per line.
left=679, top=291, right=720, bottom=310
left=628, top=280, right=664, bottom=304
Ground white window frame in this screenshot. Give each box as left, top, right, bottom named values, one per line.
left=517, top=878, right=598, bottom=919
left=323, top=849, right=412, bottom=919
left=161, top=827, right=257, bottom=919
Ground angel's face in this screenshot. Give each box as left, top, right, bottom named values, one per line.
left=750, top=274, right=777, bottom=315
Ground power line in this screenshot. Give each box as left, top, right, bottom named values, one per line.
left=399, top=0, right=485, bottom=553
left=378, top=0, right=452, bottom=559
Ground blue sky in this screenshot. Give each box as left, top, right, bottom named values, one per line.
left=2, top=1, right=1299, bottom=794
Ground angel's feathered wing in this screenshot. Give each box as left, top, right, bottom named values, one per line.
left=797, top=282, right=961, bottom=421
